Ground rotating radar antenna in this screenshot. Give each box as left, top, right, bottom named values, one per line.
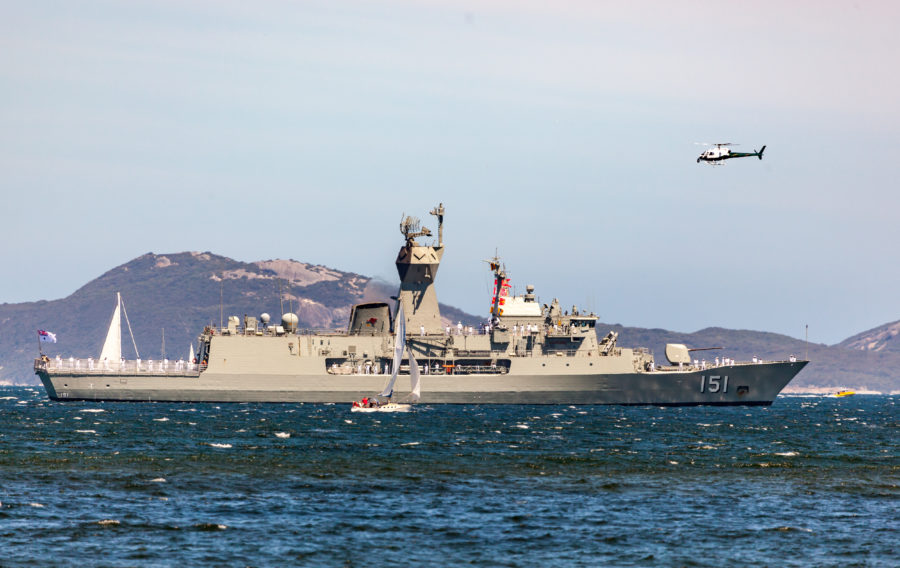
left=399, top=214, right=432, bottom=245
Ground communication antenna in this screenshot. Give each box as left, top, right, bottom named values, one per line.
left=485, top=250, right=507, bottom=321
left=429, top=203, right=445, bottom=247
left=219, top=279, right=224, bottom=331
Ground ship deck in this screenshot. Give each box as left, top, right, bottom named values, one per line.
left=35, top=358, right=202, bottom=378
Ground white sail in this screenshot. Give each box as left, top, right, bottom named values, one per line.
left=379, top=304, right=406, bottom=398
left=99, top=292, right=122, bottom=363
left=408, top=349, right=421, bottom=402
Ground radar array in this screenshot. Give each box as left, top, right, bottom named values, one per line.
left=399, top=214, right=432, bottom=245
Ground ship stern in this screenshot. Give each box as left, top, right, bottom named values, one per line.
left=33, top=358, right=60, bottom=400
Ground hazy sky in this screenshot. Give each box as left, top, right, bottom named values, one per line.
left=3, top=1, right=899, bottom=345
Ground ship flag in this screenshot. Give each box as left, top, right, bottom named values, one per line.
left=38, top=330, right=57, bottom=343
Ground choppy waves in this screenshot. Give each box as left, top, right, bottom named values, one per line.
left=0, top=387, right=896, bottom=566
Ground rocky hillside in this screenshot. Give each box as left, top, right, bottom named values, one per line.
left=836, top=320, right=900, bottom=353
left=0, top=252, right=480, bottom=385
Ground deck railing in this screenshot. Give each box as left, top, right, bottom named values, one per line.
left=35, top=358, right=202, bottom=377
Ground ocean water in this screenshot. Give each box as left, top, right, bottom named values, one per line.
left=0, top=387, right=896, bottom=567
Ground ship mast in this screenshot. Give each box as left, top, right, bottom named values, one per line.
left=395, top=204, right=445, bottom=335
left=488, top=254, right=507, bottom=323
left=430, top=203, right=445, bottom=248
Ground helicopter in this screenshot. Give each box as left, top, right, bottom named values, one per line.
left=697, top=143, right=766, bottom=164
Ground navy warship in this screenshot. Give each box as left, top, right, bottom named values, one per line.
left=35, top=204, right=807, bottom=404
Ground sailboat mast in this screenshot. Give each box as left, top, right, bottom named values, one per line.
left=121, top=296, right=141, bottom=359
left=379, top=304, right=406, bottom=398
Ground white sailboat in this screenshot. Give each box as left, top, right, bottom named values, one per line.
left=99, top=292, right=122, bottom=364
left=99, top=292, right=140, bottom=366
left=352, top=305, right=420, bottom=413
left=409, top=350, right=422, bottom=401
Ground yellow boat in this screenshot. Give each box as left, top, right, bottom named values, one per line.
left=834, top=390, right=855, bottom=397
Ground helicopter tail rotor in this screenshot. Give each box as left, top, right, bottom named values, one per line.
left=758, top=145, right=766, bottom=160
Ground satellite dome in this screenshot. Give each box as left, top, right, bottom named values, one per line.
left=281, top=313, right=299, bottom=332
left=260, top=313, right=271, bottom=324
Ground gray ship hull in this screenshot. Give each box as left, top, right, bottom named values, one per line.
left=36, top=360, right=806, bottom=405
left=35, top=204, right=809, bottom=407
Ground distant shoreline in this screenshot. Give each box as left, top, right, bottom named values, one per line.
left=781, top=385, right=893, bottom=395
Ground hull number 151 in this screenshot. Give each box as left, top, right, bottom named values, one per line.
left=700, top=375, right=728, bottom=393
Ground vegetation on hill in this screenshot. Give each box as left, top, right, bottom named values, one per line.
left=836, top=320, right=900, bottom=353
